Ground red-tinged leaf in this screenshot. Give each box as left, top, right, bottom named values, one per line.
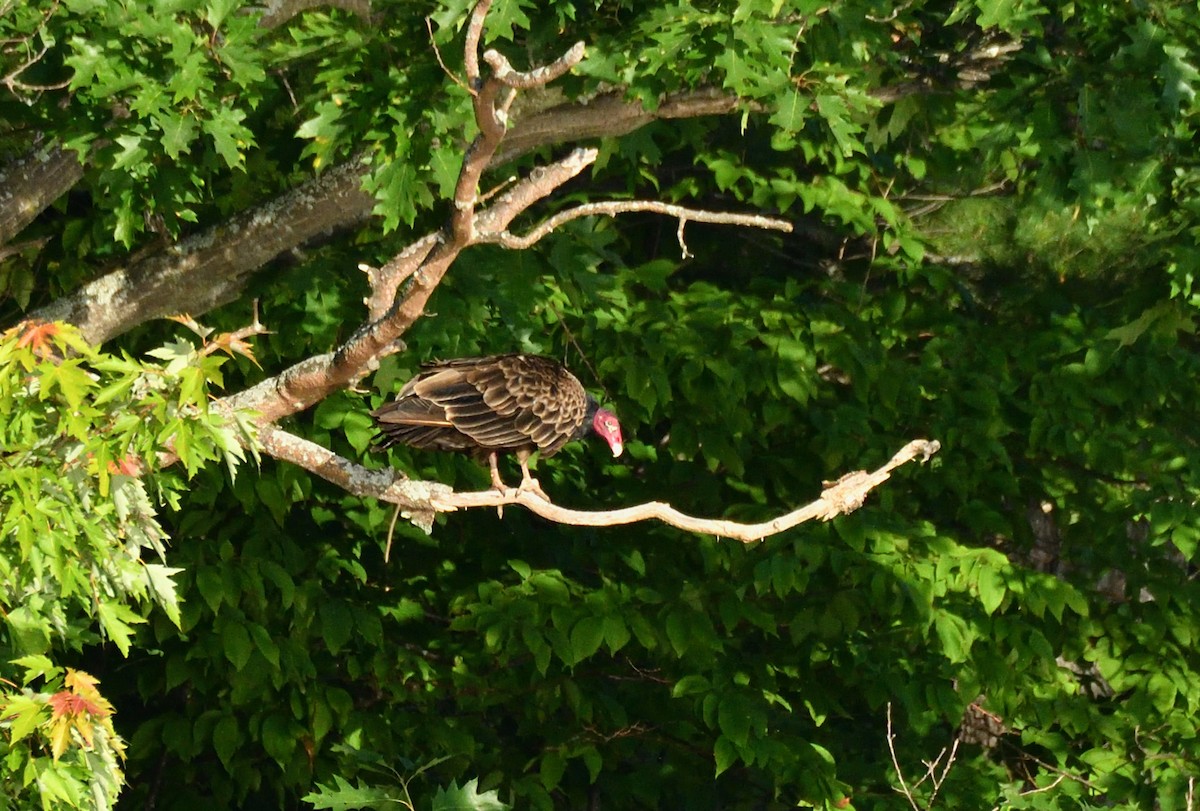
left=209, top=331, right=261, bottom=366
left=16, top=320, right=60, bottom=355
left=168, top=313, right=213, bottom=338
left=47, top=691, right=107, bottom=719
left=107, top=454, right=143, bottom=476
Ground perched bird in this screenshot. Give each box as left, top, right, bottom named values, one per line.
left=371, top=354, right=624, bottom=495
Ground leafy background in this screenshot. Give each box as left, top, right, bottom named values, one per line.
left=2, top=0, right=1200, bottom=809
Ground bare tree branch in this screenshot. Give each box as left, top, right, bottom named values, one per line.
left=474, top=147, right=600, bottom=236
left=493, top=87, right=741, bottom=165
left=222, top=12, right=601, bottom=424
left=255, top=0, right=372, bottom=29
left=486, top=200, right=793, bottom=251
left=18, top=85, right=748, bottom=342
left=0, top=144, right=84, bottom=248
left=887, top=703, right=923, bottom=811
left=484, top=43, right=585, bottom=90
left=462, top=0, right=490, bottom=87
left=259, top=425, right=450, bottom=532
left=31, top=157, right=373, bottom=344
left=362, top=233, right=441, bottom=321
left=0, top=0, right=68, bottom=100
left=262, top=427, right=940, bottom=539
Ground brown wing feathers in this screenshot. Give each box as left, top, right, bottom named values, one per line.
left=370, top=355, right=590, bottom=457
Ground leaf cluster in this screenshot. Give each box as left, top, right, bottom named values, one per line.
left=0, top=320, right=250, bottom=657
left=4, top=0, right=1200, bottom=810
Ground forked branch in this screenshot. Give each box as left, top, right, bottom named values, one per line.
left=260, top=427, right=940, bottom=541
left=486, top=199, right=793, bottom=253
left=219, top=3, right=792, bottom=427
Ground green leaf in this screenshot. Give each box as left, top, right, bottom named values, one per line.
left=304, top=776, right=402, bottom=810
left=539, top=751, right=566, bottom=791
left=205, top=0, right=238, bottom=27
left=580, top=746, right=602, bottom=784
left=431, top=778, right=511, bottom=811
left=195, top=567, right=225, bottom=615
left=261, top=713, right=297, bottom=765
left=12, top=654, right=60, bottom=685
left=976, top=566, right=1006, bottom=615
left=249, top=623, right=281, bottom=668
left=933, top=611, right=974, bottom=664
left=714, top=735, right=738, bottom=777
left=569, top=616, right=606, bottom=664
left=4, top=694, right=47, bottom=743
left=320, top=601, right=354, bottom=654
left=665, top=611, right=691, bottom=657
left=96, top=600, right=145, bottom=655
left=671, top=674, right=711, bottom=698
left=815, top=93, right=863, bottom=158
left=144, top=563, right=184, bottom=627
left=207, top=106, right=250, bottom=168
left=222, top=621, right=253, bottom=670
left=717, top=693, right=753, bottom=746
left=603, top=615, right=631, bottom=654
left=111, top=133, right=149, bottom=170
left=160, top=112, right=198, bottom=159
left=212, top=715, right=240, bottom=770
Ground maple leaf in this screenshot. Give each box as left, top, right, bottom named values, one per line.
left=16, top=320, right=61, bottom=356
left=65, top=668, right=114, bottom=709
left=47, top=691, right=107, bottom=719
left=168, top=313, right=214, bottom=339
left=207, top=330, right=262, bottom=367
left=46, top=669, right=117, bottom=759
left=107, top=454, right=144, bottom=476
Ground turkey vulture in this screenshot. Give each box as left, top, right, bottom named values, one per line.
left=371, top=354, right=624, bottom=494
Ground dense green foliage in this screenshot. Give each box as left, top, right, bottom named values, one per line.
left=2, top=0, right=1200, bottom=810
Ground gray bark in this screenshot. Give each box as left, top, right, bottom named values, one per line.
left=0, top=144, right=85, bottom=248
left=28, top=88, right=740, bottom=344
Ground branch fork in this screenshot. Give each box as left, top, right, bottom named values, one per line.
left=212, top=0, right=936, bottom=540
left=263, top=425, right=940, bottom=540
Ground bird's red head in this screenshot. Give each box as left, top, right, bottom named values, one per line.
left=592, top=407, right=624, bottom=457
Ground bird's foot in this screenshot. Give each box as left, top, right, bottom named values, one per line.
left=488, top=475, right=509, bottom=518
left=518, top=476, right=550, bottom=501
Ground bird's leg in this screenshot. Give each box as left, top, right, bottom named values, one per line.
left=517, top=451, right=550, bottom=501
left=488, top=452, right=508, bottom=491
left=488, top=452, right=508, bottom=519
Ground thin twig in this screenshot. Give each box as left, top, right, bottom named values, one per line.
left=926, top=735, right=961, bottom=808
left=544, top=297, right=612, bottom=403
left=425, top=15, right=471, bottom=95
left=991, top=774, right=1068, bottom=810
left=887, top=703, right=922, bottom=811
left=260, top=427, right=939, bottom=541
left=384, top=503, right=401, bottom=562
left=482, top=42, right=585, bottom=89
left=998, top=739, right=1100, bottom=792
left=486, top=200, right=793, bottom=249
left=676, top=217, right=692, bottom=259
